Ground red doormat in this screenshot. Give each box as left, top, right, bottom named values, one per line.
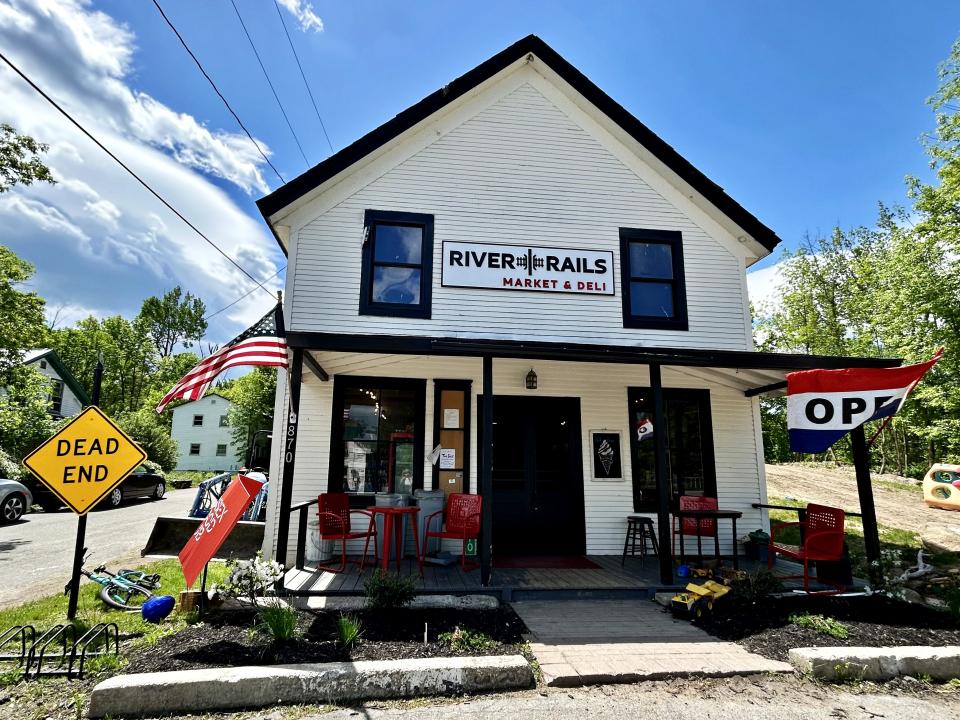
left=494, top=555, right=601, bottom=569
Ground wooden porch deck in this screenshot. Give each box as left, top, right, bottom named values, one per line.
left=280, top=554, right=846, bottom=600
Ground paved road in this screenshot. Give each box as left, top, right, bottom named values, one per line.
left=0, top=488, right=194, bottom=608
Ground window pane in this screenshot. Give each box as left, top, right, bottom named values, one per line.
left=342, top=387, right=380, bottom=440
left=372, top=267, right=421, bottom=305
left=373, top=224, right=422, bottom=264
left=629, top=242, right=673, bottom=279
left=344, top=440, right=378, bottom=492
left=630, top=281, right=674, bottom=318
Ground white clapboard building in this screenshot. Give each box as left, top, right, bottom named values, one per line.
left=170, top=394, right=241, bottom=472
left=256, top=36, right=896, bottom=589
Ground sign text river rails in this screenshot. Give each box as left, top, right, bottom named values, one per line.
left=441, top=241, right=615, bottom=295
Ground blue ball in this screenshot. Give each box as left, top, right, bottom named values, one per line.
left=141, top=595, right=176, bottom=623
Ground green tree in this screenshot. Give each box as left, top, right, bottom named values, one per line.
left=224, top=367, right=277, bottom=468
left=138, top=286, right=207, bottom=357
left=0, top=123, right=54, bottom=194
left=0, top=246, right=48, bottom=375
left=0, top=366, right=54, bottom=461
left=116, top=409, right=179, bottom=471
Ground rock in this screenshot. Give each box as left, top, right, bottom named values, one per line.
left=902, top=588, right=924, bottom=604
left=920, top=520, right=960, bottom=553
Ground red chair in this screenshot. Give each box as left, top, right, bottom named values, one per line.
left=768, top=503, right=846, bottom=594
left=419, top=493, right=482, bottom=573
left=672, top=495, right=718, bottom=556
left=316, top=492, right=377, bottom=573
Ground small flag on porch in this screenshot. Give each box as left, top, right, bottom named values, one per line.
left=156, top=302, right=288, bottom=413
left=636, top=417, right=653, bottom=441
left=786, top=349, right=943, bottom=453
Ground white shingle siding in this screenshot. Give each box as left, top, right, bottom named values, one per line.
left=171, top=395, right=241, bottom=472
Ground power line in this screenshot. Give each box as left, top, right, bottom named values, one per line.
left=151, top=0, right=285, bottom=184
left=205, top=265, right=285, bottom=321
left=228, top=0, right=310, bottom=168
left=272, top=0, right=334, bottom=155
left=0, top=49, right=276, bottom=298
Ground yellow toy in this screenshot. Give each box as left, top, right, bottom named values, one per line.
left=671, top=580, right=730, bottom=620
left=922, top=464, right=960, bottom=511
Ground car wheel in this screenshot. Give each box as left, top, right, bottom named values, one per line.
left=106, top=487, right=123, bottom=509
left=153, top=482, right=166, bottom=500
left=1, top=494, right=25, bottom=523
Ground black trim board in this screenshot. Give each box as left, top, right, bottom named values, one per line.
left=25, top=349, right=92, bottom=406
left=287, top=331, right=902, bottom=372
left=257, top=35, right=781, bottom=254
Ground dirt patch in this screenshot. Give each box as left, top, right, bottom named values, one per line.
left=124, top=606, right=528, bottom=673
left=764, top=463, right=954, bottom=535
left=699, top=593, right=960, bottom=662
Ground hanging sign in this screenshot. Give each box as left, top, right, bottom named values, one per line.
left=179, top=474, right=263, bottom=587
left=22, top=406, right=146, bottom=515
left=441, top=241, right=614, bottom=295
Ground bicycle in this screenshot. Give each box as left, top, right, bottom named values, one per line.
left=66, top=552, right=160, bottom=611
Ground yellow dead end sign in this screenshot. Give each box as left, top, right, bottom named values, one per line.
left=22, top=406, right=147, bottom=515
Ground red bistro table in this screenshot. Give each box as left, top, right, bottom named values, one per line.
left=367, top=506, right=421, bottom=573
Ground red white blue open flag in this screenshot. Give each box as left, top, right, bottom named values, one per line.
left=786, top=349, right=943, bottom=453
left=156, top=303, right=288, bottom=414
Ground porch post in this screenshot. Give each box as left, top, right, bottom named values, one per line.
left=650, top=363, right=673, bottom=584
left=851, top=425, right=882, bottom=586
left=274, top=347, right=303, bottom=569
left=480, top=355, right=493, bottom=586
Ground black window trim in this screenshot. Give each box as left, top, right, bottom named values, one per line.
left=619, top=227, right=688, bottom=330
left=328, top=374, right=427, bottom=507
left=359, top=209, right=434, bottom=319
left=626, top=386, right=716, bottom=512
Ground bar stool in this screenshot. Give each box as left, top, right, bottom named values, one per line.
left=621, top=514, right=659, bottom=566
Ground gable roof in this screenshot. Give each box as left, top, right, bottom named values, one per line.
left=21, top=348, right=92, bottom=406
left=257, top=34, right=781, bottom=254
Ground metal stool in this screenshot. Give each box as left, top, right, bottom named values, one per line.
left=621, top=515, right=659, bottom=566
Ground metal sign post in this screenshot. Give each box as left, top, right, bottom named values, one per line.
left=68, top=360, right=101, bottom=620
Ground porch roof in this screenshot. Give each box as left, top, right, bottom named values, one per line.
left=288, top=331, right=901, bottom=397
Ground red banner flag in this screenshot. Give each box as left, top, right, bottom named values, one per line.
left=178, top=474, right=263, bottom=588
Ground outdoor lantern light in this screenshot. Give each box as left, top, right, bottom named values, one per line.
left=525, top=368, right=538, bottom=390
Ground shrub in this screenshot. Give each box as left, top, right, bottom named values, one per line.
left=728, top=568, right=783, bottom=603
left=256, top=602, right=299, bottom=641
left=0, top=447, right=23, bottom=481
left=116, top=409, right=179, bottom=471
left=439, top=626, right=497, bottom=652
left=337, top=613, right=363, bottom=647
left=789, top=613, right=849, bottom=639
left=218, top=553, right=285, bottom=607
left=364, top=570, right=416, bottom=609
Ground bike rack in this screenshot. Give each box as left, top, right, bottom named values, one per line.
left=24, top=624, right=76, bottom=678
left=68, top=623, right=119, bottom=679
left=0, top=625, right=35, bottom=664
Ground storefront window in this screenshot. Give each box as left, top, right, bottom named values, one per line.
left=627, top=388, right=716, bottom=511
left=331, top=378, right=425, bottom=497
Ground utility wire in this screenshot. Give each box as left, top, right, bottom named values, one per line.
left=0, top=49, right=276, bottom=298
left=272, top=0, right=334, bottom=155
left=228, top=0, right=310, bottom=168
left=205, top=265, right=285, bottom=321
left=151, top=0, right=285, bottom=184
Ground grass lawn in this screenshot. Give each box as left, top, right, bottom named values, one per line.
left=165, top=470, right=218, bottom=488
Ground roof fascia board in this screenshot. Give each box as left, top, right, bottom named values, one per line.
left=526, top=62, right=769, bottom=263
left=267, top=57, right=532, bottom=239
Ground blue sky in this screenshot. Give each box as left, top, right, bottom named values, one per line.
left=2, top=0, right=959, bottom=340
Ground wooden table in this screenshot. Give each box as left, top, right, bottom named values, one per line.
left=674, top=508, right=743, bottom=570
left=367, top=506, right=421, bottom=573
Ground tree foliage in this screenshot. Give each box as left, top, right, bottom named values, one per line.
left=0, top=123, right=55, bottom=195
left=116, top=409, right=179, bottom=471
left=139, top=286, right=207, bottom=357
left=224, top=367, right=277, bottom=469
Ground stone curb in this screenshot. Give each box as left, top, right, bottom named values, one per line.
left=88, top=655, right=533, bottom=718
left=789, top=646, right=960, bottom=682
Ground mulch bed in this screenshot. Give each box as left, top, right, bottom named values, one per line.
left=124, top=606, right=527, bottom=674
left=698, top=594, right=960, bottom=662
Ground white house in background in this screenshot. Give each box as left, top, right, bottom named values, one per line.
left=255, top=35, right=899, bottom=588
left=170, top=394, right=241, bottom=472
left=21, top=348, right=90, bottom=419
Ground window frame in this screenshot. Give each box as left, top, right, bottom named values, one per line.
left=359, top=209, right=434, bottom=319
left=192, top=414, right=204, bottom=427
left=49, top=379, right=64, bottom=416
left=219, top=415, right=229, bottom=427
left=328, top=375, right=427, bottom=506
left=189, top=443, right=201, bottom=456
left=215, top=443, right=228, bottom=456
left=619, top=228, right=688, bottom=330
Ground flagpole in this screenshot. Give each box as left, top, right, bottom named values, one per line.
left=851, top=425, right=882, bottom=587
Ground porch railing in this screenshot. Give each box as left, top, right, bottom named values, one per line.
left=289, top=498, right=319, bottom=571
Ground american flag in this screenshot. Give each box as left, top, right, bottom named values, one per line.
left=155, top=303, right=288, bottom=413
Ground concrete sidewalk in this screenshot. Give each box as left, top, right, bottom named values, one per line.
left=511, top=599, right=791, bottom=686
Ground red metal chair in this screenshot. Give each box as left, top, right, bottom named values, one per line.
left=316, top=492, right=377, bottom=573
left=672, top=495, right=718, bottom=556
left=419, top=493, right=482, bottom=573
left=768, top=503, right=846, bottom=594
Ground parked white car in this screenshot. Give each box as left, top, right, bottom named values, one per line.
left=0, top=479, right=32, bottom=523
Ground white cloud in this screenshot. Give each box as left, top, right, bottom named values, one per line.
left=0, top=0, right=285, bottom=342
left=276, top=0, right=323, bottom=33
left=746, top=260, right=786, bottom=314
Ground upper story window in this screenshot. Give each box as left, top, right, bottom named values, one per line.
left=619, top=228, right=688, bottom=330
left=193, top=414, right=204, bottom=427
left=359, top=210, right=434, bottom=319
left=49, top=379, right=64, bottom=416
left=219, top=415, right=229, bottom=427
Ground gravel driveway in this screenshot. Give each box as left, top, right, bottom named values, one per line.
left=0, top=488, right=195, bottom=608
